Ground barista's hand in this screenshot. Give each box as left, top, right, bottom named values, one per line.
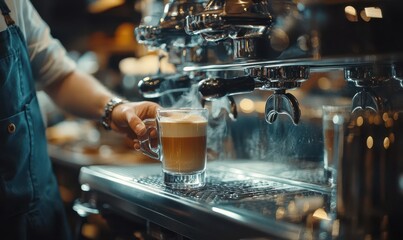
left=110, top=101, right=160, bottom=149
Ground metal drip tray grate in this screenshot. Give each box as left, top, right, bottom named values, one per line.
left=137, top=169, right=328, bottom=223
left=80, top=163, right=331, bottom=229
left=139, top=169, right=325, bottom=201
left=141, top=177, right=294, bottom=202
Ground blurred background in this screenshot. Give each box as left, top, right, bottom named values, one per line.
left=32, top=0, right=152, bottom=97
left=30, top=1, right=353, bottom=239
left=28, top=1, right=403, bottom=239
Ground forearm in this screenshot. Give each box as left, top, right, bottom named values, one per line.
left=44, top=70, right=115, bottom=120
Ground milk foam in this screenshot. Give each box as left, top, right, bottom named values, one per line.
left=159, top=113, right=207, bottom=137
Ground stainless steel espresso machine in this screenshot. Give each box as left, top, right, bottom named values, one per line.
left=75, top=1, right=403, bottom=239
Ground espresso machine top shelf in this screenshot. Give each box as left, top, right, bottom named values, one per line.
left=182, top=54, right=403, bottom=73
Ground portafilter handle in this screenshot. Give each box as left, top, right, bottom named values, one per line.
left=138, top=75, right=164, bottom=98
left=198, top=76, right=255, bottom=121
left=198, top=76, right=256, bottom=100
left=138, top=74, right=191, bottom=98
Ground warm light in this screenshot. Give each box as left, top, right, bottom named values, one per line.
left=365, top=7, right=383, bottom=19
left=239, top=98, right=255, bottom=113
left=347, top=133, right=354, bottom=143
left=119, top=57, right=139, bottom=75
left=367, top=136, right=374, bottom=149
left=160, top=57, right=176, bottom=74
left=356, top=116, right=364, bottom=127
left=303, top=202, right=310, bottom=212
left=255, top=101, right=266, bottom=114
left=345, top=6, right=356, bottom=16
left=318, top=77, right=331, bottom=90
left=119, top=55, right=167, bottom=76
left=115, top=23, right=135, bottom=45
left=393, top=112, right=399, bottom=120
left=385, top=118, right=394, bottom=128
left=368, top=115, right=374, bottom=124
left=383, top=137, right=390, bottom=149
left=332, top=220, right=340, bottom=237
left=82, top=223, right=99, bottom=239
left=360, top=10, right=371, bottom=22
left=312, top=208, right=330, bottom=220
left=288, top=201, right=296, bottom=214
left=382, top=113, right=389, bottom=122
left=374, top=115, right=381, bottom=125
left=88, top=0, right=125, bottom=13
left=276, top=207, right=286, bottom=220
left=389, top=133, right=395, bottom=143
left=345, top=6, right=358, bottom=22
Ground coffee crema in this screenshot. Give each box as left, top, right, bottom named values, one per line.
left=159, top=113, right=207, bottom=173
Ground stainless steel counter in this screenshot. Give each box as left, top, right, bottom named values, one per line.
left=78, top=161, right=335, bottom=240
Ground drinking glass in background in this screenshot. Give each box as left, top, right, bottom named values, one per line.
left=138, top=108, right=209, bottom=190
left=322, top=105, right=351, bottom=187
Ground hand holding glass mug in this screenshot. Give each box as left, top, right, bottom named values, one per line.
left=137, top=108, right=209, bottom=190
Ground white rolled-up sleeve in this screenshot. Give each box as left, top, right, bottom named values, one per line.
left=17, top=0, right=77, bottom=89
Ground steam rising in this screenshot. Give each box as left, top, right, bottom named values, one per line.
left=164, top=84, right=235, bottom=160
left=159, top=85, right=322, bottom=162
left=170, top=84, right=203, bottom=109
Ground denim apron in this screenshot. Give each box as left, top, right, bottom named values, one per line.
left=0, top=1, right=71, bottom=239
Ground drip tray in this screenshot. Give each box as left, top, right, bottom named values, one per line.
left=137, top=168, right=328, bottom=224
left=79, top=161, right=332, bottom=239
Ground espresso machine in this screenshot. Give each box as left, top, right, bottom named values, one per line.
left=74, top=1, right=403, bottom=239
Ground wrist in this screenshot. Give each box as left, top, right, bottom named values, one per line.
left=101, top=97, right=128, bottom=130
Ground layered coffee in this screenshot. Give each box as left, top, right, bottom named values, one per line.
left=159, top=113, right=207, bottom=173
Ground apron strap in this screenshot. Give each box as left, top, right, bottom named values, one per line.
left=0, top=0, right=15, bottom=26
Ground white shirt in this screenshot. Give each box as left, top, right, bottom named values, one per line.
left=0, top=0, right=76, bottom=89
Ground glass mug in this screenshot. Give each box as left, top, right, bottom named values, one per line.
left=138, top=108, right=209, bottom=189
left=322, top=105, right=351, bottom=187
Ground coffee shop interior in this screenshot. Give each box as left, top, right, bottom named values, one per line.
left=30, top=0, right=403, bottom=239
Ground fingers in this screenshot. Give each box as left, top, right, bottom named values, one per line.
left=111, top=101, right=159, bottom=135
left=133, top=139, right=141, bottom=151
left=130, top=101, right=160, bottom=136
left=110, top=101, right=161, bottom=152
left=133, top=121, right=147, bottom=136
